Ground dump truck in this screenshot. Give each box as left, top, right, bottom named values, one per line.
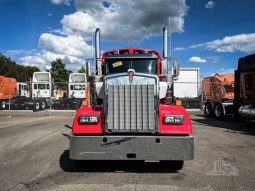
left=0, top=72, right=53, bottom=111
left=202, top=74, right=235, bottom=118
left=69, top=27, right=194, bottom=170
left=52, top=73, right=87, bottom=110
left=202, top=54, right=255, bottom=119
left=0, top=76, right=18, bottom=109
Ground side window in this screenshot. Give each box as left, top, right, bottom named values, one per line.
left=70, top=85, right=73, bottom=90
left=34, top=84, right=37, bottom=89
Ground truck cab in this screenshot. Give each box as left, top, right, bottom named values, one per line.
left=68, top=73, right=87, bottom=99
left=32, top=72, right=52, bottom=98
left=17, top=82, right=30, bottom=97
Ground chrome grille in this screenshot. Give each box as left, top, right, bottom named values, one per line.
left=106, top=84, right=156, bottom=133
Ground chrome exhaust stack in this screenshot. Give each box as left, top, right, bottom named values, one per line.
left=95, top=28, right=102, bottom=75
left=162, top=26, right=168, bottom=58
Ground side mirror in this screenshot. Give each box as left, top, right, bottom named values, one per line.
left=172, top=59, right=180, bottom=80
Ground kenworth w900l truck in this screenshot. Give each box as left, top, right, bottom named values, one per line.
left=69, top=27, right=194, bottom=170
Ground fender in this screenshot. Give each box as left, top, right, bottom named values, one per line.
left=159, top=104, right=192, bottom=135
left=72, top=106, right=104, bottom=134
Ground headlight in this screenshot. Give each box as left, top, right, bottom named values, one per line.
left=164, top=115, right=184, bottom=124
left=79, top=116, right=99, bottom=124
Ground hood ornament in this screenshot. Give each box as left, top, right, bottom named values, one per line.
left=128, top=69, right=135, bottom=83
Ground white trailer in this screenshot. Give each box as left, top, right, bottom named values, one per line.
left=173, top=68, right=200, bottom=108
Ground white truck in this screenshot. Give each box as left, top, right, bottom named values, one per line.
left=52, top=73, right=87, bottom=110
left=1, top=72, right=53, bottom=111
left=173, top=68, right=200, bottom=108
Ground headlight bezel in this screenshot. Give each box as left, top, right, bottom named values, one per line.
left=163, top=115, right=184, bottom=125
left=78, top=115, right=99, bottom=125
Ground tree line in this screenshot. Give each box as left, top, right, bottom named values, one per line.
left=0, top=53, right=40, bottom=82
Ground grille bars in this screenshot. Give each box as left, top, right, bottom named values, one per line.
left=107, top=84, right=156, bottom=133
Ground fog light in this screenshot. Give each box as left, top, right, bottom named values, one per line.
left=79, top=116, right=99, bottom=124
left=164, top=115, right=184, bottom=124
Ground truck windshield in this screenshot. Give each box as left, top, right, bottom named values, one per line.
left=106, top=59, right=157, bottom=75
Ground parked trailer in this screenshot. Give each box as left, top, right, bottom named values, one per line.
left=174, top=68, right=200, bottom=108
left=52, top=73, right=87, bottom=110
left=0, top=72, right=53, bottom=111
left=202, top=54, right=255, bottom=119
left=69, top=27, right=194, bottom=170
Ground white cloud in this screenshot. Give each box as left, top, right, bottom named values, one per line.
left=198, top=33, right=255, bottom=53
left=61, top=0, right=188, bottom=40
left=219, top=68, right=234, bottom=75
left=19, top=34, right=93, bottom=71
left=19, top=0, right=188, bottom=71
left=174, top=33, right=255, bottom=53
left=39, top=33, right=93, bottom=57
left=5, top=49, right=37, bottom=57
left=19, top=51, right=86, bottom=71
left=173, top=47, right=186, bottom=51
left=205, top=1, right=215, bottom=9
left=205, top=56, right=220, bottom=64
left=19, top=33, right=93, bottom=71
left=50, top=0, right=71, bottom=6
left=189, top=56, right=207, bottom=63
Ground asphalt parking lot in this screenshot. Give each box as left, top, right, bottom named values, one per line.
left=0, top=110, right=255, bottom=191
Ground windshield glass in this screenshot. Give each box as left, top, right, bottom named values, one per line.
left=106, top=59, right=157, bottom=75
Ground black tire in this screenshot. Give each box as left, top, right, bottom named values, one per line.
left=214, top=103, right=224, bottom=118
left=40, top=101, right=46, bottom=110
left=33, top=101, right=40, bottom=112
left=204, top=102, right=213, bottom=116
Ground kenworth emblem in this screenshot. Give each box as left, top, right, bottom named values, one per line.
left=128, top=69, right=135, bottom=83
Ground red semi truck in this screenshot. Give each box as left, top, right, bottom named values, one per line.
left=70, top=27, right=194, bottom=170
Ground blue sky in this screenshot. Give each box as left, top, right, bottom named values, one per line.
left=0, top=0, right=254, bottom=76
